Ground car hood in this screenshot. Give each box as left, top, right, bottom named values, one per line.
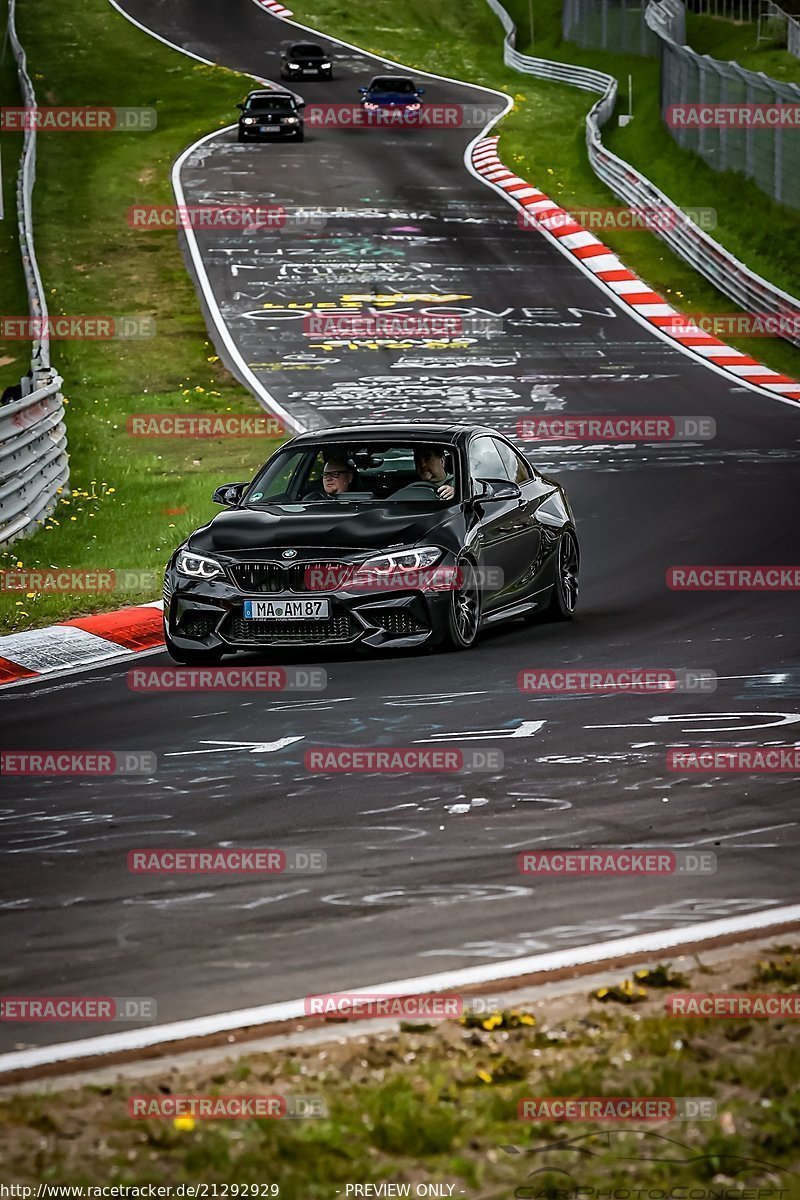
left=188, top=503, right=460, bottom=556
left=368, top=92, right=419, bottom=104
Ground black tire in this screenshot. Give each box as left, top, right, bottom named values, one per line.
left=539, top=530, right=579, bottom=622
left=237, top=132, right=246, bottom=143
left=294, top=129, right=305, bottom=142
left=164, top=625, right=225, bottom=665
left=443, top=559, right=481, bottom=651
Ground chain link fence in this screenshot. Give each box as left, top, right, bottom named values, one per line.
left=481, top=0, right=800, bottom=348
left=648, top=0, right=800, bottom=209
left=563, top=0, right=659, bottom=53
left=757, top=0, right=800, bottom=57
left=562, top=0, right=800, bottom=209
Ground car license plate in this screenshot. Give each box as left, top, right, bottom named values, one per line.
left=243, top=598, right=330, bottom=620
left=302, top=69, right=316, bottom=74
left=260, top=125, right=281, bottom=132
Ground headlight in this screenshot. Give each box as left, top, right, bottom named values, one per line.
left=176, top=550, right=225, bottom=580
left=406, top=102, right=421, bottom=111
left=364, top=101, right=378, bottom=110
left=360, top=546, right=443, bottom=574
left=288, top=61, right=299, bottom=67
left=321, top=61, right=332, bottom=67
left=284, top=116, right=300, bottom=124
left=242, top=116, right=255, bottom=125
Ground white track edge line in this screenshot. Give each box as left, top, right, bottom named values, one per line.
left=104, top=1, right=302, bottom=430
left=171, top=131, right=308, bottom=435
left=3, top=903, right=799, bottom=1075
left=107, top=0, right=216, bottom=65
left=0, top=644, right=167, bottom=691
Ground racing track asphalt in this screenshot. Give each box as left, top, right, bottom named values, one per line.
left=0, top=0, right=798, bottom=1053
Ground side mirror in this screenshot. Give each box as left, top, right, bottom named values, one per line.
left=212, top=482, right=247, bottom=506
left=417, top=87, right=425, bottom=95
left=236, top=102, right=245, bottom=110
left=297, top=101, right=306, bottom=109
left=474, top=478, right=521, bottom=501
left=358, top=86, right=368, bottom=94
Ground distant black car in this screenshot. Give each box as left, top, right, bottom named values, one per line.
left=280, top=42, right=333, bottom=80
left=236, top=89, right=305, bottom=142
left=163, top=423, right=579, bottom=661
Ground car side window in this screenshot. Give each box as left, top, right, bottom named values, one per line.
left=468, top=436, right=508, bottom=483
left=493, top=438, right=532, bottom=484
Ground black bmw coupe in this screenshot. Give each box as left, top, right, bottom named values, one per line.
left=162, top=423, right=579, bottom=662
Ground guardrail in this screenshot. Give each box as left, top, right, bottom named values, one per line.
left=3, top=0, right=69, bottom=544
left=481, top=0, right=800, bottom=348
left=0, top=377, right=69, bottom=544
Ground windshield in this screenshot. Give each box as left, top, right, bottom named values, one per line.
left=370, top=78, right=416, bottom=92
left=245, top=96, right=296, bottom=112
left=291, top=44, right=324, bottom=56
left=243, top=442, right=460, bottom=507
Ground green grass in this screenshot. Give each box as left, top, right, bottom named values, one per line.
left=289, top=0, right=800, bottom=377
left=0, top=0, right=283, bottom=634
left=686, top=11, right=800, bottom=85
left=2, top=947, right=799, bottom=1194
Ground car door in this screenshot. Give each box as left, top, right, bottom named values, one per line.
left=466, top=435, right=531, bottom=610
left=494, top=438, right=555, bottom=601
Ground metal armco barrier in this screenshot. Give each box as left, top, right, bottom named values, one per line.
left=0, top=378, right=68, bottom=544
left=482, top=0, right=800, bottom=348
left=4, top=0, right=69, bottom=543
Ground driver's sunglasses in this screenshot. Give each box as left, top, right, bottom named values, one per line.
left=323, top=470, right=349, bottom=480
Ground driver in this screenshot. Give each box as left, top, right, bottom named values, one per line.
left=406, top=445, right=455, bottom=500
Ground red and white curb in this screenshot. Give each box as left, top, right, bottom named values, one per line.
left=471, top=137, right=800, bottom=404
left=0, top=601, right=164, bottom=687
left=254, top=0, right=294, bottom=16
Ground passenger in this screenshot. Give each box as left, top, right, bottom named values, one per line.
left=321, top=457, right=354, bottom=496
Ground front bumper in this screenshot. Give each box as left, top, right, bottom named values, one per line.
left=238, top=123, right=302, bottom=140
left=283, top=64, right=331, bottom=77
left=163, top=564, right=453, bottom=653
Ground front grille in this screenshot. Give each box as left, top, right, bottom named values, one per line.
left=370, top=610, right=426, bottom=636
left=229, top=561, right=352, bottom=593
left=179, top=612, right=219, bottom=639
left=228, top=615, right=358, bottom=645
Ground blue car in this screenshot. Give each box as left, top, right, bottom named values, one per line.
left=358, top=75, right=425, bottom=116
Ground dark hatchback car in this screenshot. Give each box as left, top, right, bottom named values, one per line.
left=359, top=75, right=425, bottom=113
left=280, top=42, right=333, bottom=80
left=162, top=423, right=579, bottom=662
left=236, top=90, right=305, bottom=142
